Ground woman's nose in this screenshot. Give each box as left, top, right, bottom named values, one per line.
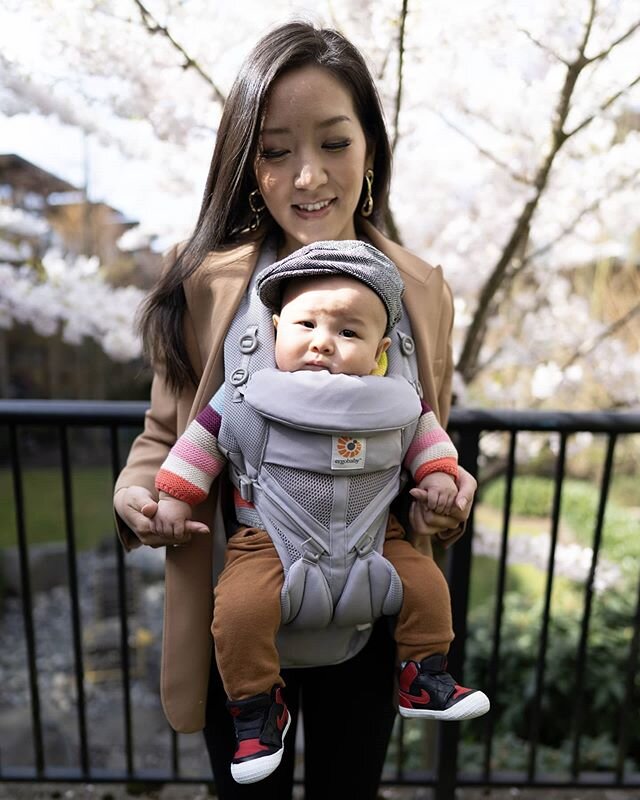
left=294, top=159, right=326, bottom=190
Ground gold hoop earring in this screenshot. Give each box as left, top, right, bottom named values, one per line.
left=361, top=169, right=374, bottom=217
left=249, top=188, right=266, bottom=231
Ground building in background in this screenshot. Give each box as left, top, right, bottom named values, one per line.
left=0, top=154, right=159, bottom=400
left=0, top=153, right=160, bottom=287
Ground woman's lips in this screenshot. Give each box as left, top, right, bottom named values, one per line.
left=292, top=198, right=335, bottom=219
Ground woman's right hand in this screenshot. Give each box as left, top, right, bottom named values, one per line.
left=114, top=485, right=210, bottom=548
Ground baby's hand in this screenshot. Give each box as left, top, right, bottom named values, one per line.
left=153, top=495, right=194, bottom=540
left=410, top=472, right=458, bottom=516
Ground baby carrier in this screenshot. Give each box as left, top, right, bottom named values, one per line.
left=217, top=242, right=424, bottom=667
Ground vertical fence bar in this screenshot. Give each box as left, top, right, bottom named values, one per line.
left=59, top=425, right=89, bottom=774
left=110, top=425, right=134, bottom=776
left=570, top=433, right=616, bottom=778
left=435, top=427, right=480, bottom=800
left=171, top=728, right=180, bottom=778
left=482, top=430, right=517, bottom=781
left=527, top=432, right=566, bottom=782
left=8, top=424, right=45, bottom=776
left=616, top=566, right=640, bottom=782
left=393, top=716, right=406, bottom=782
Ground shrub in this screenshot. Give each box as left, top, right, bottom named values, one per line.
left=464, top=588, right=640, bottom=771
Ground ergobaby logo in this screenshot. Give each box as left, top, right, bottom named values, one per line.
left=331, top=436, right=366, bottom=470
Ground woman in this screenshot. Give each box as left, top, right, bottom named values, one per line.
left=114, top=20, right=477, bottom=799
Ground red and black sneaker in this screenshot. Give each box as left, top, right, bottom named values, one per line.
left=227, top=685, right=291, bottom=784
left=398, top=654, right=490, bottom=721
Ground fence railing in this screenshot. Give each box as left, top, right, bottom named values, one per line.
left=1, top=400, right=639, bottom=798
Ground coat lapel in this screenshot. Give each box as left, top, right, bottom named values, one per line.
left=185, top=237, right=265, bottom=421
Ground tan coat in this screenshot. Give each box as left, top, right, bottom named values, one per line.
left=114, top=221, right=457, bottom=733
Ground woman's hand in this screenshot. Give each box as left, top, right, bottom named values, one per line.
left=114, top=485, right=210, bottom=548
left=408, top=464, right=477, bottom=537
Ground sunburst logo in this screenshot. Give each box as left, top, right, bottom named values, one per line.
left=336, top=437, right=362, bottom=459
left=332, top=435, right=366, bottom=470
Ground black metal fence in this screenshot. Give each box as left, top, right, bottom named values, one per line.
left=1, top=400, right=639, bottom=797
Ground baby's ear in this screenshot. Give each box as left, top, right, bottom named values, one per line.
left=272, top=314, right=280, bottom=330
left=376, top=336, right=391, bottom=358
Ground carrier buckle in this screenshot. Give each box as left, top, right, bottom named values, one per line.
left=239, top=476, right=253, bottom=502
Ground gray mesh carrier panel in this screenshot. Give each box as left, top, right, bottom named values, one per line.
left=265, top=464, right=334, bottom=528
left=345, top=466, right=398, bottom=528
left=217, top=239, right=423, bottom=667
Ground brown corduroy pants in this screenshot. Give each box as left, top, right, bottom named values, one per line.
left=212, top=513, right=454, bottom=700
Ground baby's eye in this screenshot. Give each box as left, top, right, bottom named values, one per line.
left=301, top=321, right=314, bottom=329
left=341, top=329, right=357, bottom=338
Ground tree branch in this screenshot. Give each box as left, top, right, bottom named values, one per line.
left=431, top=110, right=532, bottom=185
left=585, top=18, right=640, bottom=64
left=383, top=0, right=409, bottom=246
left=561, top=301, right=640, bottom=369
left=578, top=0, right=597, bottom=59
left=131, top=0, right=226, bottom=105
left=455, top=0, right=637, bottom=384
left=565, top=73, right=640, bottom=140
left=455, top=145, right=559, bottom=383
left=392, top=0, right=409, bottom=153
left=517, top=27, right=568, bottom=65
left=514, top=170, right=639, bottom=274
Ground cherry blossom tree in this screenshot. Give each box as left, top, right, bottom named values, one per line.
left=0, top=0, right=638, bottom=408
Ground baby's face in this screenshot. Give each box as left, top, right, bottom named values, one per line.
left=273, top=275, right=390, bottom=376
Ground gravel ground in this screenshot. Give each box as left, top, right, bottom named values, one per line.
left=0, top=785, right=639, bottom=799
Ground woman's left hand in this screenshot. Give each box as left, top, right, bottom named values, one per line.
left=409, top=465, right=477, bottom=537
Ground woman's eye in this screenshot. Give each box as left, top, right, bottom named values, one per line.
left=324, top=140, right=351, bottom=151
left=260, top=149, right=288, bottom=160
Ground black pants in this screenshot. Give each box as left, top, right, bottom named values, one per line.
left=203, top=617, right=397, bottom=799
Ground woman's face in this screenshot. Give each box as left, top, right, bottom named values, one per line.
left=254, top=65, right=373, bottom=258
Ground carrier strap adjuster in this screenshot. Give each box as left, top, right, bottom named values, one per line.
left=239, top=325, right=258, bottom=354
left=301, top=536, right=324, bottom=564
left=398, top=332, right=415, bottom=355
left=355, top=534, right=375, bottom=556
left=230, top=368, right=248, bottom=386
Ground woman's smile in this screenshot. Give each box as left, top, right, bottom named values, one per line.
left=254, top=64, right=372, bottom=258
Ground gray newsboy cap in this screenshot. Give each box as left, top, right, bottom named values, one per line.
left=256, top=240, right=405, bottom=334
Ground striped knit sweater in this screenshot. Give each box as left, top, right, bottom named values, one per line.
left=155, top=383, right=458, bottom=508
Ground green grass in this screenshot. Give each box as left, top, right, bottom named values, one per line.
left=479, top=475, right=640, bottom=567
left=0, top=466, right=116, bottom=550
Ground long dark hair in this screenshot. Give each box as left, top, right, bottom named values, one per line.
left=139, top=20, right=393, bottom=392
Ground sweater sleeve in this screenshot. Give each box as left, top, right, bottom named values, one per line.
left=404, top=399, right=459, bottom=483
left=155, top=385, right=227, bottom=505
